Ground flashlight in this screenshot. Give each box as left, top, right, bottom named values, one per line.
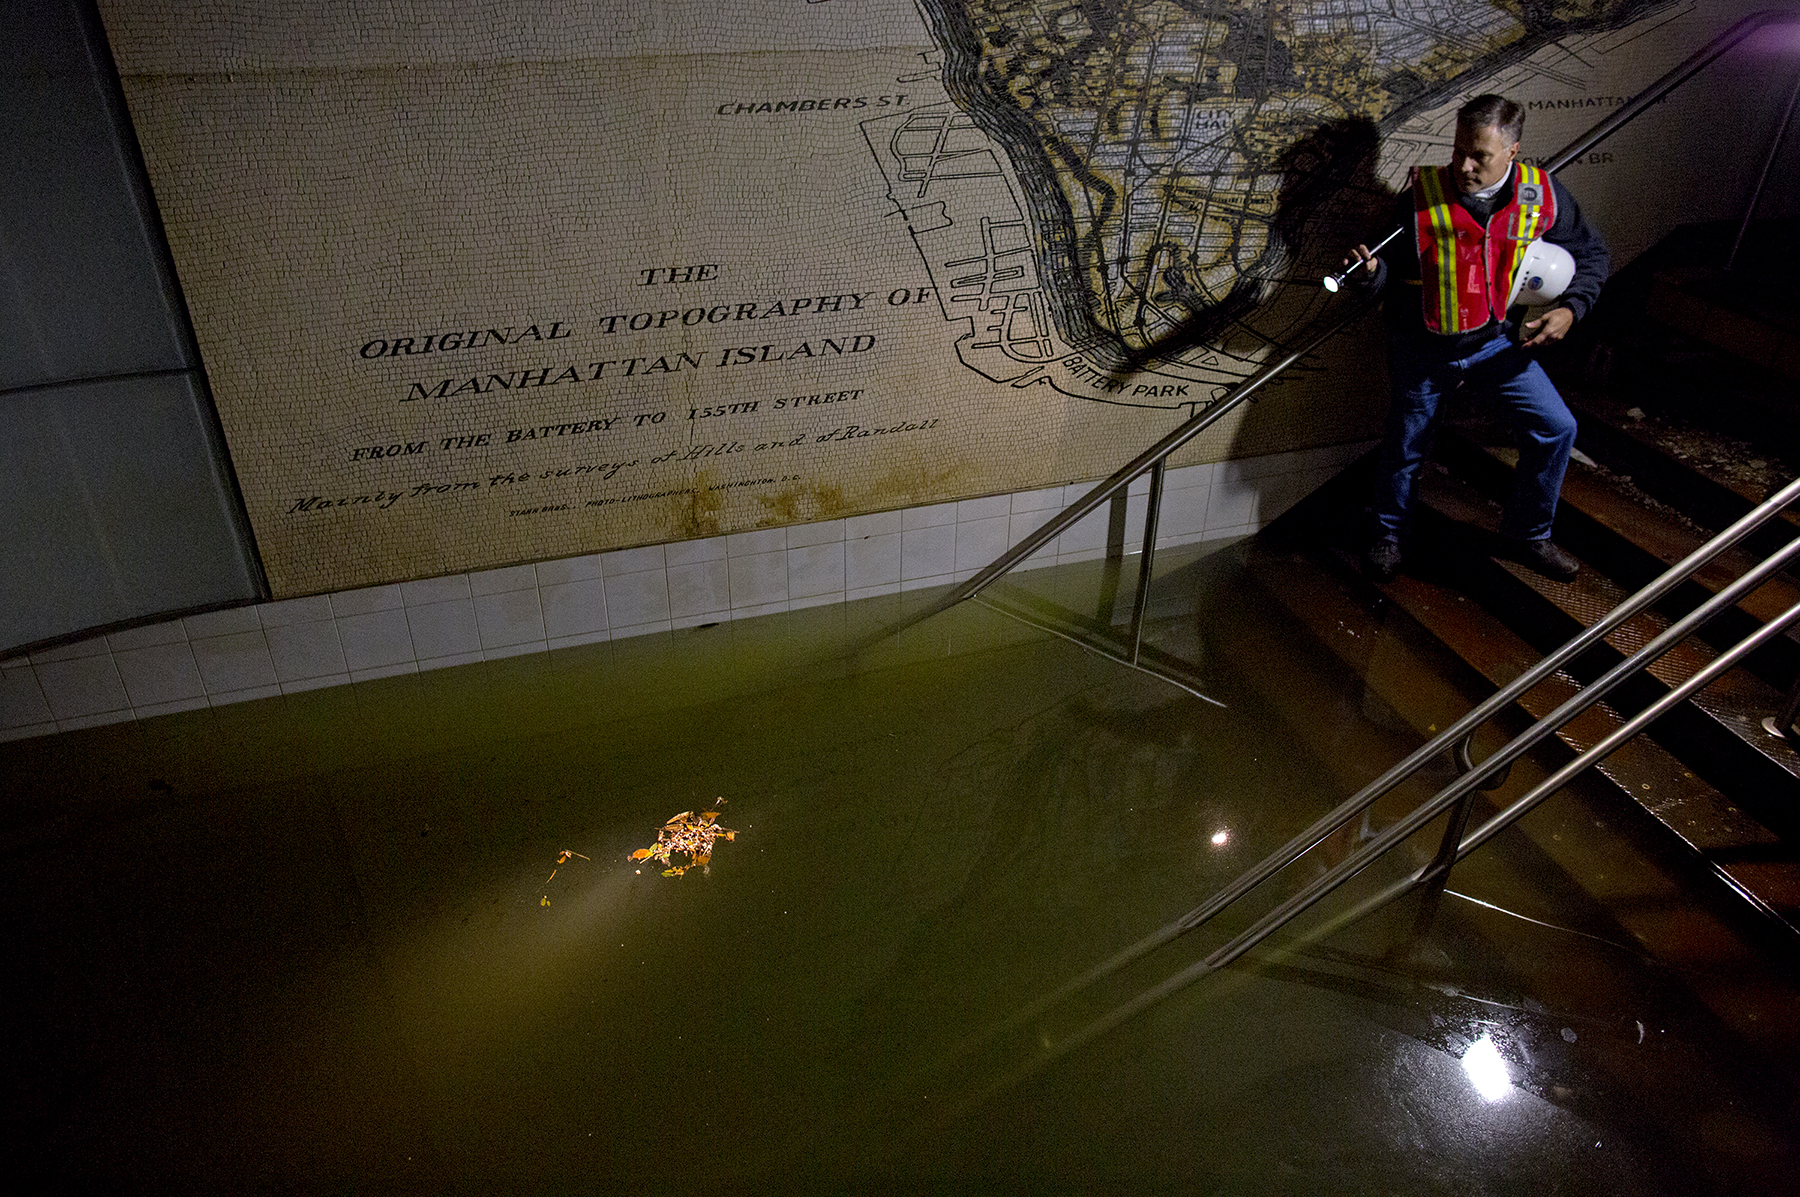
left=1323, top=226, right=1404, bottom=293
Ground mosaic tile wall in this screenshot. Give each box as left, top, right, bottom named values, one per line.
left=0, top=446, right=1367, bottom=741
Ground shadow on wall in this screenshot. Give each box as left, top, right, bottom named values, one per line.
left=1224, top=114, right=1394, bottom=469
left=1054, top=115, right=1393, bottom=540
left=1104, top=114, right=1394, bottom=386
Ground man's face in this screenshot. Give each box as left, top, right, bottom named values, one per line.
left=1451, top=123, right=1518, bottom=194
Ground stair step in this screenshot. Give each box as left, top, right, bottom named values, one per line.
left=1647, top=267, right=1800, bottom=382
left=1364, top=549, right=1800, bottom=937
left=1239, top=525, right=1800, bottom=940
left=1407, top=466, right=1800, bottom=827
left=1438, top=429, right=1800, bottom=689
left=1563, top=386, right=1798, bottom=541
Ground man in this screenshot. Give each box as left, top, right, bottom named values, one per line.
left=1349, top=94, right=1609, bottom=583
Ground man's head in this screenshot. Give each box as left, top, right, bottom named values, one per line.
left=1451, top=94, right=1523, bottom=195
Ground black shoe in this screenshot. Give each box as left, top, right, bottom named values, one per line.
left=1504, top=537, right=1579, bottom=581
left=1365, top=535, right=1402, bottom=582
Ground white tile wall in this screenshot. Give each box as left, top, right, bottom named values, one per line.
left=667, top=558, right=730, bottom=626
left=727, top=549, right=789, bottom=607
left=0, top=442, right=1372, bottom=741
left=337, top=608, right=414, bottom=672
left=407, top=598, right=481, bottom=662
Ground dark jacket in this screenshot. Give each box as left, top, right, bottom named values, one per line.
left=1357, top=166, right=1610, bottom=358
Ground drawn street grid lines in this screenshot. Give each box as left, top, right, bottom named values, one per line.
left=902, top=0, right=1672, bottom=389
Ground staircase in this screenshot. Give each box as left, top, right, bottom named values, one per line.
left=1249, top=219, right=1800, bottom=937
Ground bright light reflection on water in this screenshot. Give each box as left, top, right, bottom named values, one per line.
left=1462, top=1033, right=1513, bottom=1102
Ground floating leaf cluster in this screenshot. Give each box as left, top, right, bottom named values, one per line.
left=631, top=803, right=735, bottom=876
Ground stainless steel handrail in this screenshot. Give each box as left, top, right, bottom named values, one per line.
left=939, top=483, right=1800, bottom=1108
left=868, top=286, right=1382, bottom=644
left=1068, top=588, right=1800, bottom=1069
left=903, top=11, right=1800, bottom=1093
left=1540, top=9, right=1799, bottom=174
left=936, top=476, right=1800, bottom=1066
left=1319, top=588, right=1800, bottom=945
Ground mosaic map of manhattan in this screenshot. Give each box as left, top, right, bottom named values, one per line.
left=104, top=0, right=1720, bottom=594
left=887, top=0, right=1672, bottom=403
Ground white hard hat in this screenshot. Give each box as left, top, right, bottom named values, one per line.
left=1507, top=239, right=1575, bottom=307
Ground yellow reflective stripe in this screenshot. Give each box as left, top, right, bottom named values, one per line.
left=1417, top=167, right=1463, bottom=332
left=1506, top=165, right=1551, bottom=296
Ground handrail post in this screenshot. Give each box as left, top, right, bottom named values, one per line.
left=1766, top=672, right=1800, bottom=740
left=1421, top=793, right=1478, bottom=889
left=855, top=289, right=1381, bottom=648
left=1421, top=732, right=1504, bottom=891
left=1727, top=67, right=1800, bottom=271
left=1127, top=461, right=1166, bottom=665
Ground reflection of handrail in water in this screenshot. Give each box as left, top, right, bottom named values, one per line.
left=908, top=475, right=1800, bottom=1123
left=969, top=592, right=1227, bottom=708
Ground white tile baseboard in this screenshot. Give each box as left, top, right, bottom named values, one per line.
left=1, top=442, right=1372, bottom=740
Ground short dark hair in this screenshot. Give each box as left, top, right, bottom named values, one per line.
left=1457, top=94, right=1524, bottom=144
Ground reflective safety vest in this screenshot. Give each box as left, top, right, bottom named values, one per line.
left=1412, top=163, right=1557, bottom=334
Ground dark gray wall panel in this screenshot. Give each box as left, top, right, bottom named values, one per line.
left=2, top=374, right=259, bottom=649
left=2, top=0, right=191, bottom=389
left=2, top=0, right=263, bottom=654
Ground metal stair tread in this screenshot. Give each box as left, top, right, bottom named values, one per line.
left=1449, top=429, right=1800, bottom=630
left=1410, top=465, right=1800, bottom=793
left=1561, top=386, right=1799, bottom=530
left=1240, top=537, right=1800, bottom=936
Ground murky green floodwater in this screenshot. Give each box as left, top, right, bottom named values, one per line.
left=2, top=543, right=1797, bottom=1194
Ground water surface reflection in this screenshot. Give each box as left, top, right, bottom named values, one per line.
left=1, top=547, right=1795, bottom=1192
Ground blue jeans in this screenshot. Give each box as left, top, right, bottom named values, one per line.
left=1372, top=330, right=1576, bottom=542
